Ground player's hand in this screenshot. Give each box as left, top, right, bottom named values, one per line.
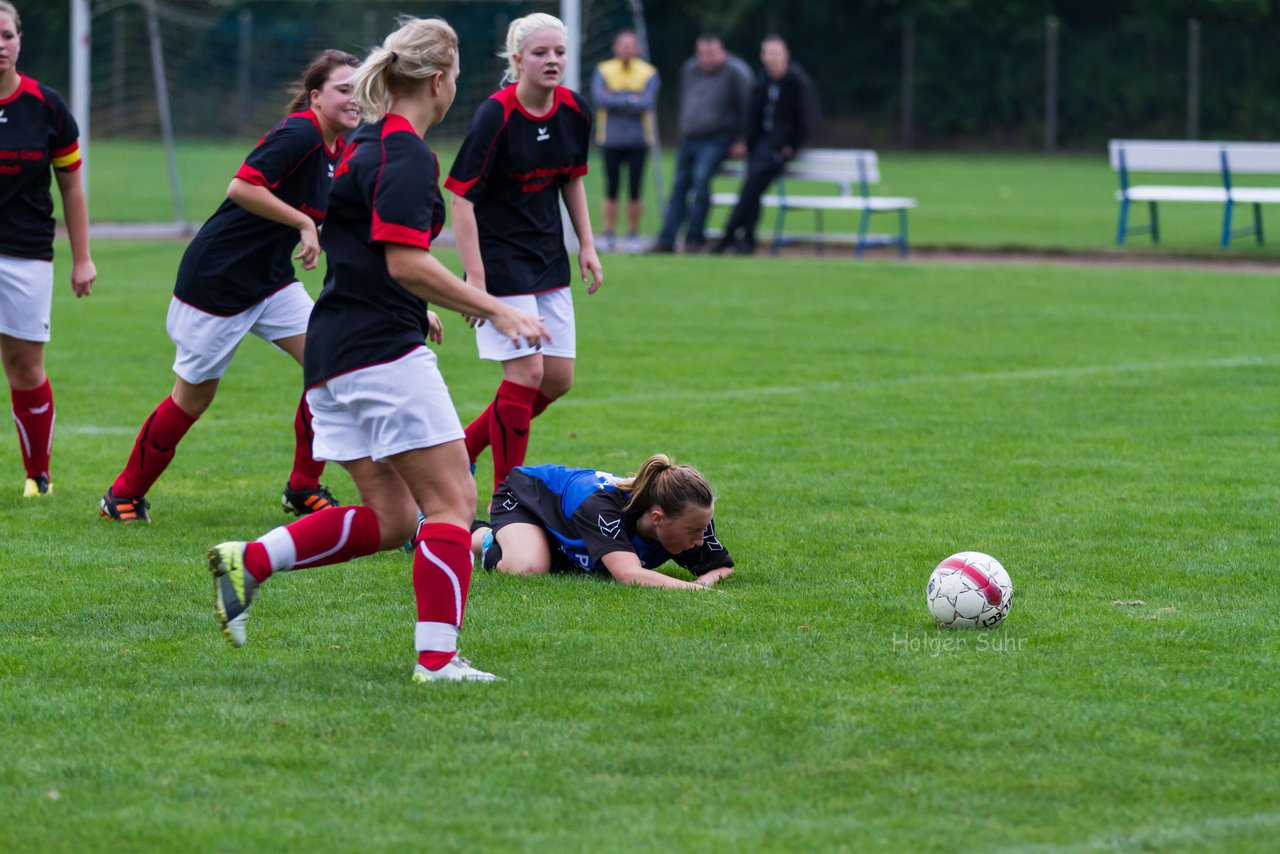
left=426, top=310, right=444, bottom=344
left=71, top=258, right=97, bottom=298
left=729, top=141, right=748, bottom=159
left=490, top=304, right=550, bottom=349
left=580, top=246, right=603, bottom=295
left=294, top=221, right=321, bottom=270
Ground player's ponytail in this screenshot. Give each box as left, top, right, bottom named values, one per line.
left=0, top=1, right=21, bottom=34
left=285, top=49, right=359, bottom=115
left=352, top=16, right=458, bottom=122
left=499, top=12, right=567, bottom=85
left=619, top=454, right=715, bottom=517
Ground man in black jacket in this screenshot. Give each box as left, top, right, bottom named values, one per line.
left=713, top=35, right=818, bottom=255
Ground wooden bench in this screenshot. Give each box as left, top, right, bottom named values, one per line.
left=710, top=148, right=917, bottom=257
left=1110, top=139, right=1280, bottom=247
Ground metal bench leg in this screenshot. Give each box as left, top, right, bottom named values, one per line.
left=1149, top=202, right=1159, bottom=244
left=855, top=208, right=871, bottom=259
left=815, top=209, right=825, bottom=256
left=1116, top=198, right=1130, bottom=245
left=1255, top=203, right=1264, bottom=245
left=899, top=209, right=909, bottom=258
left=771, top=206, right=785, bottom=257
left=1221, top=199, right=1234, bottom=248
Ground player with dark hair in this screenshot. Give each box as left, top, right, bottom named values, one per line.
left=99, top=49, right=361, bottom=523
left=446, top=12, right=603, bottom=498
left=0, top=0, right=96, bottom=497
left=205, top=18, right=549, bottom=683
left=471, top=454, right=734, bottom=589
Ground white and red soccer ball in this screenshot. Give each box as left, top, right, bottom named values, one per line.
left=926, top=551, right=1013, bottom=629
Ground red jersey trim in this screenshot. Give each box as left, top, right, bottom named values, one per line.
left=0, top=75, right=43, bottom=107
left=372, top=220, right=431, bottom=249
left=443, top=175, right=478, bottom=196
left=382, top=113, right=418, bottom=139
left=234, top=162, right=273, bottom=188
left=570, top=164, right=589, bottom=178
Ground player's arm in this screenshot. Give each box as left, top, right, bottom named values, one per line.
left=227, top=178, right=320, bottom=270
left=448, top=194, right=488, bottom=321
left=599, top=550, right=714, bottom=590
left=561, top=176, right=602, bottom=293
left=54, top=170, right=95, bottom=297
left=384, top=245, right=546, bottom=348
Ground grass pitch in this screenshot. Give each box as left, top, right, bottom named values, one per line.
left=2, top=242, right=1278, bottom=850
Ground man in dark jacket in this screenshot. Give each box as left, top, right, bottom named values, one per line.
left=713, top=35, right=818, bottom=255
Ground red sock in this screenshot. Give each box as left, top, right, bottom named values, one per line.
left=490, top=380, right=539, bottom=492
left=287, top=395, right=325, bottom=491
left=243, top=504, right=381, bottom=583
left=11, top=378, right=54, bottom=478
left=112, top=395, right=198, bottom=497
left=532, top=391, right=554, bottom=419
left=413, top=522, right=473, bottom=670
left=464, top=390, right=556, bottom=465
left=463, top=400, right=494, bottom=464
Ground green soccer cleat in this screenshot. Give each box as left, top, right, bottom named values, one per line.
left=208, top=542, right=258, bottom=648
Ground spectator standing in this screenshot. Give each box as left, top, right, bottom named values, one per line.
left=655, top=35, right=751, bottom=254
left=592, top=29, right=658, bottom=252
left=712, top=35, right=817, bottom=256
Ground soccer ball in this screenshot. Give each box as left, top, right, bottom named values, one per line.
left=926, top=551, right=1013, bottom=629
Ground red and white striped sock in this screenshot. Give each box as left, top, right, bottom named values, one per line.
left=243, top=505, right=381, bottom=584
left=10, top=378, right=54, bottom=479
left=413, top=522, right=473, bottom=671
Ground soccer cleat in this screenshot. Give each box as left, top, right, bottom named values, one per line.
left=100, top=488, right=150, bottom=522
left=281, top=483, right=338, bottom=516
left=23, top=474, right=51, bottom=498
left=412, top=657, right=500, bottom=683
left=208, top=542, right=258, bottom=647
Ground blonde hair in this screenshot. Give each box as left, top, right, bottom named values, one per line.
left=0, top=1, right=20, bottom=33
left=351, top=17, right=458, bottom=122
left=617, top=454, right=715, bottom=517
left=499, top=13, right=566, bottom=85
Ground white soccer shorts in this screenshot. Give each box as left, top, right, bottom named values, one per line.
left=474, top=287, right=576, bottom=361
left=0, top=254, right=54, bottom=342
left=166, top=282, right=313, bottom=383
left=305, top=346, right=465, bottom=463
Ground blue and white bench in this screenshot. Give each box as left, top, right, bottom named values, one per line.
left=1110, top=139, right=1280, bottom=247
left=711, top=148, right=917, bottom=257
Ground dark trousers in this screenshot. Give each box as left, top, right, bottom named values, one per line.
left=658, top=133, right=732, bottom=248
left=719, top=145, right=788, bottom=248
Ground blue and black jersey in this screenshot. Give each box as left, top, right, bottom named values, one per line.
left=304, top=114, right=446, bottom=387
left=444, top=85, right=591, bottom=297
left=173, top=111, right=343, bottom=316
left=0, top=75, right=81, bottom=260
left=491, top=464, right=733, bottom=577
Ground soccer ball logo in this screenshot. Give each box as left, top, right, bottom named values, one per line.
left=926, top=551, right=1013, bottom=629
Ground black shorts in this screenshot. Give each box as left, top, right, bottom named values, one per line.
left=489, top=477, right=577, bottom=572
left=603, top=147, right=648, bottom=201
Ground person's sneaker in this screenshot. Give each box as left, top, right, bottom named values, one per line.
left=400, top=512, right=427, bottom=553
left=208, top=542, right=257, bottom=648
left=412, top=657, right=500, bottom=683
left=282, top=483, right=338, bottom=516
left=100, top=488, right=150, bottom=522
left=23, top=473, right=51, bottom=498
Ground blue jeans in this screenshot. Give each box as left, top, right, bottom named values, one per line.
left=658, top=133, right=732, bottom=248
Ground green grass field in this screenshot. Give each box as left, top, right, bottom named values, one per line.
left=2, top=239, right=1277, bottom=850
left=79, top=138, right=1280, bottom=256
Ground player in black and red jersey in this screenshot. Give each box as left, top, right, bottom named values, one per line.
left=205, top=18, right=548, bottom=683
left=99, top=50, right=361, bottom=524
left=445, top=13, right=604, bottom=497
left=0, top=1, right=96, bottom=498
